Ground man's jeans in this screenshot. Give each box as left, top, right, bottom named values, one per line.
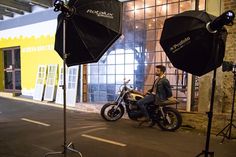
left=136, top=94, right=155, bottom=118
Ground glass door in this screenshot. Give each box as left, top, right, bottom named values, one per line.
left=3, top=48, right=21, bottom=93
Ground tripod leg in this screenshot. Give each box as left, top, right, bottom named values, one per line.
left=66, top=142, right=83, bottom=157
left=216, top=123, right=230, bottom=136
left=195, top=151, right=214, bottom=157
left=195, top=151, right=204, bottom=157
left=220, top=127, right=230, bottom=143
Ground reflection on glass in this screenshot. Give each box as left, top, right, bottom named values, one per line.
left=135, top=9, right=144, bottom=20
left=180, top=1, right=191, bottom=13
left=4, top=51, right=12, bottom=69
left=107, top=65, right=115, bottom=74
left=15, top=71, right=21, bottom=90
left=145, top=7, right=156, bottom=18
left=146, top=41, right=156, bottom=52
left=156, top=17, right=165, bottom=29
left=135, top=0, right=144, bottom=10
left=124, top=1, right=134, bottom=11
left=168, top=3, right=178, bottom=15
left=146, top=30, right=156, bottom=41
left=4, top=71, right=13, bottom=89
left=156, top=5, right=167, bottom=16
left=145, top=0, right=155, bottom=7
left=156, top=0, right=167, bottom=5
left=146, top=18, right=156, bottom=30
left=14, top=49, right=21, bottom=69
left=199, top=0, right=206, bottom=10
left=124, top=11, right=134, bottom=20
left=168, top=0, right=179, bottom=3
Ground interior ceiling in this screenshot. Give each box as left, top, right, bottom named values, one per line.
left=0, top=0, right=53, bottom=21
left=0, top=0, right=131, bottom=21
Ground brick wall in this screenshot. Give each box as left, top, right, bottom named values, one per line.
left=198, top=0, right=236, bottom=113
left=221, top=0, right=236, bottom=113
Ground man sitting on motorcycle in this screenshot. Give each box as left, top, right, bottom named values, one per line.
left=137, top=65, right=173, bottom=122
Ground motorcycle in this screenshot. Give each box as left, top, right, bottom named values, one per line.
left=100, top=79, right=182, bottom=131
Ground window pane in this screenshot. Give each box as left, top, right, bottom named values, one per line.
left=180, top=1, right=192, bottom=13
left=87, top=0, right=205, bottom=107
left=146, top=30, right=156, bottom=41
left=14, top=49, right=21, bottom=69
left=135, top=1, right=144, bottom=9
left=145, top=7, right=155, bottom=18
left=156, top=17, right=165, bottom=29
left=116, top=65, right=125, bottom=74
left=15, top=71, right=21, bottom=90
left=156, top=0, right=167, bottom=5
left=124, top=1, right=134, bottom=11
left=4, top=50, right=12, bottom=69
left=135, top=9, right=144, bottom=20
left=146, top=18, right=156, bottom=30
left=146, top=0, right=156, bottom=7
left=156, top=5, right=167, bottom=16
left=168, top=3, right=179, bottom=15
left=107, top=75, right=115, bottom=84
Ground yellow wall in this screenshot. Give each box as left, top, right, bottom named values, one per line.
left=0, top=35, right=62, bottom=92
left=206, top=0, right=221, bottom=16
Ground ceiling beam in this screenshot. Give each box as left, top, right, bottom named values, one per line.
left=5, top=7, right=25, bottom=15
left=0, top=8, right=14, bottom=17
left=0, top=0, right=32, bottom=12
left=31, top=0, right=53, bottom=7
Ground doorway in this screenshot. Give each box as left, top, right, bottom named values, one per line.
left=3, top=47, right=21, bottom=93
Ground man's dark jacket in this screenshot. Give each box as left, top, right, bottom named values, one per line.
left=149, top=76, right=172, bottom=102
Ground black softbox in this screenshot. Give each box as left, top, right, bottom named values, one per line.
left=55, top=0, right=122, bottom=66
left=160, top=10, right=228, bottom=76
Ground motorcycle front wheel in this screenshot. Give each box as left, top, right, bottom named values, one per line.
left=100, top=102, right=125, bottom=121
left=156, top=107, right=182, bottom=131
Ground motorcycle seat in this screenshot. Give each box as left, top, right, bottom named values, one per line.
left=158, top=97, right=180, bottom=106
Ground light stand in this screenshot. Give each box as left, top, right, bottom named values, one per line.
left=216, top=67, right=236, bottom=143
left=44, top=1, right=82, bottom=157
left=196, top=10, right=235, bottom=157
left=196, top=69, right=216, bottom=157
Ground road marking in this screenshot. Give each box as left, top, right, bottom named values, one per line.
left=21, top=118, right=51, bottom=127
left=79, top=125, right=105, bottom=129
left=32, top=144, right=54, bottom=152
left=81, top=127, right=107, bottom=134
left=81, top=134, right=127, bottom=147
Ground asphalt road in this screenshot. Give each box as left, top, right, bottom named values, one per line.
left=0, top=97, right=236, bottom=157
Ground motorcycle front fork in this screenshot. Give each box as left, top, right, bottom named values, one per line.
left=159, top=107, right=171, bottom=124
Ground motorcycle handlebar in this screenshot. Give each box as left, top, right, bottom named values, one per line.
left=124, top=79, right=131, bottom=84
left=206, top=10, right=235, bottom=33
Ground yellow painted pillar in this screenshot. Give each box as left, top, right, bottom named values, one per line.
left=0, top=49, right=3, bottom=91
left=206, top=0, right=221, bottom=16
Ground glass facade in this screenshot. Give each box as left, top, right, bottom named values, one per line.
left=87, top=0, right=205, bottom=109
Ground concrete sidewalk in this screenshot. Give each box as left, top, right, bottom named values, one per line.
left=0, top=92, right=103, bottom=113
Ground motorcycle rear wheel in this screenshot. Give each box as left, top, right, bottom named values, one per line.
left=100, top=102, right=125, bottom=121
left=156, top=107, right=182, bottom=131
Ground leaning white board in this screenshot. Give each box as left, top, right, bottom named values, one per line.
left=33, top=65, right=47, bottom=101
left=55, top=66, right=64, bottom=104
left=55, top=65, right=79, bottom=106
left=44, top=64, right=58, bottom=101
left=66, top=65, right=79, bottom=106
